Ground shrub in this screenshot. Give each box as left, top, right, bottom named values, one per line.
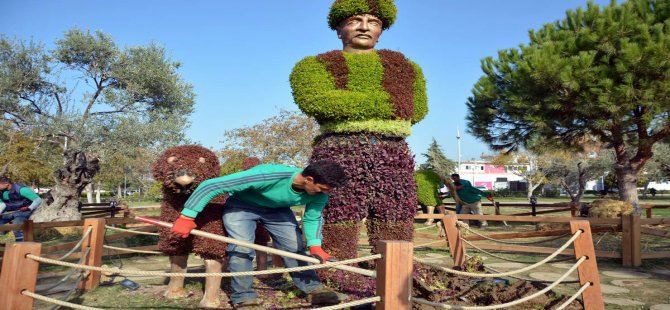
left=415, top=170, right=441, bottom=207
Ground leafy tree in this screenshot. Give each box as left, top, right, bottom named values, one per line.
left=0, top=131, right=55, bottom=187
left=219, top=110, right=319, bottom=167
left=491, top=150, right=549, bottom=198
left=466, top=0, right=670, bottom=207
left=420, top=138, right=456, bottom=177
left=542, top=150, right=613, bottom=202
left=1, top=29, right=194, bottom=221
left=640, top=142, right=670, bottom=196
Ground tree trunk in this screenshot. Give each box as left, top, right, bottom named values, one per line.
left=30, top=150, right=100, bottom=222
left=85, top=183, right=94, bottom=203
left=615, top=164, right=640, bottom=212
left=95, top=181, right=101, bottom=203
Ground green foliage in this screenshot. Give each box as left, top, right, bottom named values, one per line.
left=411, top=61, right=428, bottom=123
left=420, top=138, right=455, bottom=177
left=290, top=51, right=427, bottom=137
left=466, top=0, right=670, bottom=204
left=1, top=28, right=194, bottom=220
left=291, top=54, right=393, bottom=123
left=321, top=119, right=411, bottom=136
left=327, top=0, right=397, bottom=30
left=219, top=110, right=318, bottom=167
left=145, top=180, right=163, bottom=202
left=415, top=170, right=441, bottom=206
left=0, top=132, right=55, bottom=186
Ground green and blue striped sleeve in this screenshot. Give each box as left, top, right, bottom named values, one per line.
left=180, top=170, right=289, bottom=218
left=302, top=194, right=329, bottom=247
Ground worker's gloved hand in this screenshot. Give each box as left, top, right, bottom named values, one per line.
left=19, top=206, right=30, bottom=212
left=309, top=246, right=333, bottom=263
left=171, top=215, right=197, bottom=238
left=486, top=195, right=494, bottom=202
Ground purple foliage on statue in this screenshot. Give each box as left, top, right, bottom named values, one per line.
left=311, top=133, right=417, bottom=223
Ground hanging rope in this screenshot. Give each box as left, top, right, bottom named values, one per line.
left=414, top=240, right=446, bottom=248
left=36, top=248, right=90, bottom=293
left=461, top=238, right=575, bottom=264
left=457, top=222, right=571, bottom=245
left=482, top=265, right=580, bottom=284
left=415, top=224, right=439, bottom=231
left=102, top=245, right=162, bottom=255
left=104, top=225, right=159, bottom=236
left=134, top=216, right=372, bottom=276
left=413, top=230, right=582, bottom=278
left=555, top=282, right=591, bottom=310
left=51, top=226, right=93, bottom=262
left=411, top=256, right=586, bottom=309
left=313, top=296, right=381, bottom=310
left=27, top=253, right=379, bottom=278
left=22, top=290, right=102, bottom=310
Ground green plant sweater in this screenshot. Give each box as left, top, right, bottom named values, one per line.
left=290, top=49, right=427, bottom=137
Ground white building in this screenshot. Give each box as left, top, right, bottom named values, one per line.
left=456, top=160, right=528, bottom=191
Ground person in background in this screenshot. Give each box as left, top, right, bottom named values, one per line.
left=0, top=176, right=43, bottom=242
left=450, top=173, right=493, bottom=227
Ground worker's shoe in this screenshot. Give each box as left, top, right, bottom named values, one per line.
left=233, top=299, right=263, bottom=310
left=307, top=287, right=344, bottom=305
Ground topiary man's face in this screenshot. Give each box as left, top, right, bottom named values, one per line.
left=336, top=14, right=383, bottom=53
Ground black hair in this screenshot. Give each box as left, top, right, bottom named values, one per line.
left=0, top=175, right=11, bottom=184
left=451, top=173, right=460, bottom=178
left=303, top=160, right=347, bottom=188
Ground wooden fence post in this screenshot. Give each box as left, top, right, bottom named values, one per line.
left=570, top=220, right=604, bottom=310
left=644, top=205, right=652, bottom=219
left=22, top=220, right=34, bottom=242
left=0, top=242, right=41, bottom=310
left=631, top=214, right=641, bottom=267
left=79, top=218, right=105, bottom=290
left=570, top=203, right=577, bottom=217
left=621, top=215, right=632, bottom=266
left=442, top=215, right=466, bottom=266
left=376, top=241, right=412, bottom=310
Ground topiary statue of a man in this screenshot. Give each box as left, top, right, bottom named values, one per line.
left=290, top=0, right=427, bottom=259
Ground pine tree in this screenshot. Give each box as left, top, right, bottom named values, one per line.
left=420, top=138, right=456, bottom=177
left=466, top=0, right=670, bottom=207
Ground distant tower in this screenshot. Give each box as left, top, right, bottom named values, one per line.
left=457, top=127, right=461, bottom=174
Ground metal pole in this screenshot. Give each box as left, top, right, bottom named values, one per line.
left=457, top=127, right=461, bottom=174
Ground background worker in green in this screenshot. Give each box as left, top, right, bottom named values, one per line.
left=170, top=160, right=347, bottom=308
left=0, top=176, right=43, bottom=242
left=450, top=173, right=494, bottom=227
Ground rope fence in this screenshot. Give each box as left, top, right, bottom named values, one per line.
left=458, top=222, right=572, bottom=245
left=461, top=237, right=575, bottom=264
left=414, top=230, right=582, bottom=278
left=104, top=225, right=159, bottom=236
left=2, top=216, right=604, bottom=310
left=22, top=290, right=102, bottom=310
left=36, top=248, right=90, bottom=294
left=27, top=253, right=380, bottom=278
left=102, top=244, right=162, bottom=255
left=411, top=256, right=587, bottom=309
left=50, top=226, right=93, bottom=262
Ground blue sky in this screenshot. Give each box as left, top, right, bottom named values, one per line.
left=1, top=0, right=612, bottom=164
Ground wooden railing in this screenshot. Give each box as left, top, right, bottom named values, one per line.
left=416, top=212, right=670, bottom=267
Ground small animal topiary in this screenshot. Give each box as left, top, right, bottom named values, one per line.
left=152, top=145, right=228, bottom=308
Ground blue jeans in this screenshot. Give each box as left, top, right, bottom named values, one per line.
left=223, top=198, right=323, bottom=304
left=0, top=210, right=32, bottom=241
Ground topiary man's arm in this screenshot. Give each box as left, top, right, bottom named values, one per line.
left=290, top=56, right=394, bottom=123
